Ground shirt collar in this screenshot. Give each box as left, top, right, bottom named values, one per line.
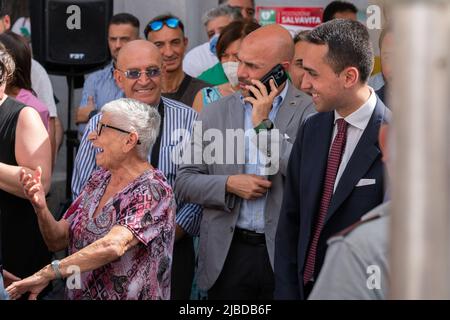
left=334, top=87, right=377, bottom=130
left=275, top=81, right=289, bottom=108
left=106, top=60, right=116, bottom=76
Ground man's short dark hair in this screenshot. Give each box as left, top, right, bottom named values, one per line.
left=1, top=0, right=29, bottom=24
left=307, top=19, right=374, bottom=83
left=293, top=30, right=311, bottom=44
left=110, top=13, right=140, bottom=29
left=0, top=0, right=6, bottom=18
left=322, top=1, right=358, bottom=23
left=144, top=13, right=184, bottom=39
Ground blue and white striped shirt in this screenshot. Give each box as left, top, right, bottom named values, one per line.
left=71, top=96, right=202, bottom=236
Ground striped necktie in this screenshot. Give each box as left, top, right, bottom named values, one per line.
left=303, top=118, right=348, bottom=284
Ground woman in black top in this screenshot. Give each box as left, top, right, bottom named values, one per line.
left=0, top=43, right=52, bottom=297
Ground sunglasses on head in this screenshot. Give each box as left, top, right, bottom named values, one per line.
left=146, top=18, right=180, bottom=34
left=96, top=122, right=141, bottom=144
left=116, top=67, right=161, bottom=80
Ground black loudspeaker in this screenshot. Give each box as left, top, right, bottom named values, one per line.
left=30, top=0, right=113, bottom=76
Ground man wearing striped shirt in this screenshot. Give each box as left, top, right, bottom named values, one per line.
left=75, top=13, right=140, bottom=137
left=71, top=40, right=201, bottom=299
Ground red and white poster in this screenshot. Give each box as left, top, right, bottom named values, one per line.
left=256, top=6, right=323, bottom=36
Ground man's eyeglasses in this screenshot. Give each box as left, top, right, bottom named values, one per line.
left=96, top=122, right=141, bottom=144
left=145, top=18, right=180, bottom=36
left=116, top=67, right=161, bottom=80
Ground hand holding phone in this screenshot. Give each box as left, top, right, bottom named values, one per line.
left=249, top=64, right=288, bottom=99
left=244, top=64, right=288, bottom=126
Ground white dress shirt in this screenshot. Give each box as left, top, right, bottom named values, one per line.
left=332, top=88, right=377, bottom=192
left=31, top=59, right=58, bottom=117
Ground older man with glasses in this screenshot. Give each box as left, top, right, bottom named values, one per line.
left=144, top=14, right=208, bottom=108
left=72, top=40, right=201, bottom=300
left=75, top=13, right=140, bottom=137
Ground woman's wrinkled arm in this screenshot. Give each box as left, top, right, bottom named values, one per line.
left=6, top=225, right=140, bottom=300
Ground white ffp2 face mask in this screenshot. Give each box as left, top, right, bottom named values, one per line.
left=222, top=61, right=239, bottom=87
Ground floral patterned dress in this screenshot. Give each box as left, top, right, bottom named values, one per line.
left=63, top=168, right=176, bottom=300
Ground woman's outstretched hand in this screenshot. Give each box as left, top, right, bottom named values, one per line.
left=20, top=166, right=47, bottom=211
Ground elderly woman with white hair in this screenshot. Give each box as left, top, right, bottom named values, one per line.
left=6, top=98, right=176, bottom=300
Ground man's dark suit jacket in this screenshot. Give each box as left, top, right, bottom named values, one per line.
left=274, top=99, right=390, bottom=300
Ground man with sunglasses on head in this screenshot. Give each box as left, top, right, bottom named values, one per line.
left=75, top=13, right=140, bottom=137
left=144, top=14, right=208, bottom=108
left=72, top=39, right=201, bottom=300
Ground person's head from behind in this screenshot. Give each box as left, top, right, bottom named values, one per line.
left=144, top=14, right=187, bottom=74
left=0, top=31, right=32, bottom=94
left=379, top=25, right=393, bottom=85
left=0, top=1, right=11, bottom=33
left=237, top=24, right=294, bottom=97
left=300, top=19, right=374, bottom=113
left=202, top=5, right=242, bottom=40
left=290, top=30, right=311, bottom=92
left=114, top=40, right=163, bottom=106
left=322, top=1, right=358, bottom=23
left=90, top=98, right=160, bottom=169
left=0, top=43, right=15, bottom=97
left=215, top=20, right=260, bottom=86
left=108, top=13, right=140, bottom=62
left=219, top=0, right=255, bottom=20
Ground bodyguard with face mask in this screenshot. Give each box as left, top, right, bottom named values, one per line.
left=193, top=20, right=261, bottom=113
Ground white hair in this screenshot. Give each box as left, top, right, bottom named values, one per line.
left=101, top=98, right=160, bottom=160
left=202, top=4, right=242, bottom=26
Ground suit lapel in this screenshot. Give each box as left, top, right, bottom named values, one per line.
left=274, top=83, right=301, bottom=133
left=325, top=101, right=387, bottom=224
left=228, top=93, right=246, bottom=174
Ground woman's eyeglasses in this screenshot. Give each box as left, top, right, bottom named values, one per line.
left=116, top=67, right=161, bottom=80
left=96, top=122, right=141, bottom=144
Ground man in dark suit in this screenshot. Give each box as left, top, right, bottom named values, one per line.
left=274, top=19, right=390, bottom=300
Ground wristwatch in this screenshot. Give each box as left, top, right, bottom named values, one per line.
left=51, top=260, right=62, bottom=279
left=254, top=119, right=274, bottom=134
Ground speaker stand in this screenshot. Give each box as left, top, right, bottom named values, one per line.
left=65, top=74, right=80, bottom=199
